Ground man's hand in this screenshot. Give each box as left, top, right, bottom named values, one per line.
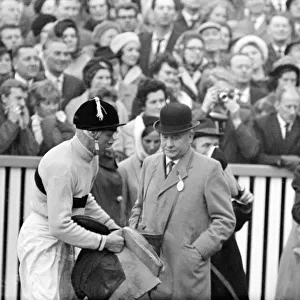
left=224, top=100, right=242, bottom=128
left=236, top=189, right=254, bottom=205
left=6, top=103, right=23, bottom=124
left=281, top=155, right=300, bottom=172
left=201, top=86, right=219, bottom=114
left=18, top=106, right=30, bottom=129
left=105, top=229, right=124, bottom=253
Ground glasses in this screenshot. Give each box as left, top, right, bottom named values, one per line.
left=118, top=15, right=136, bottom=20
left=185, top=47, right=204, bottom=52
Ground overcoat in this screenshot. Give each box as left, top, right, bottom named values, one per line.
left=129, top=147, right=236, bottom=300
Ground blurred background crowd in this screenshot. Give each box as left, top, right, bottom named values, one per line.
left=0, top=0, right=300, bottom=221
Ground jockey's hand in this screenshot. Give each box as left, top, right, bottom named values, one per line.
left=105, top=229, right=124, bottom=253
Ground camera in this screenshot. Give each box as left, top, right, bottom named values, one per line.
left=218, top=89, right=237, bottom=103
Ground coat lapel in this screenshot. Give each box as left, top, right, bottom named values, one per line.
left=286, top=117, right=300, bottom=152
left=158, top=148, right=193, bottom=197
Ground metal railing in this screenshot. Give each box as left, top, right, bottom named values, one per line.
left=0, top=156, right=295, bottom=300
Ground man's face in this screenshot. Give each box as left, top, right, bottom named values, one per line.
left=2, top=87, right=27, bottom=111
left=117, top=8, right=138, bottom=32
left=88, top=0, right=108, bottom=22
left=154, top=63, right=178, bottom=89
left=200, top=28, right=221, bottom=52
left=55, top=0, right=80, bottom=20
left=96, top=130, right=116, bottom=156
left=180, top=0, right=201, bottom=10
left=153, top=0, right=176, bottom=27
left=275, top=91, right=300, bottom=123
left=43, top=41, right=71, bottom=75
left=144, top=90, right=166, bottom=117
left=290, top=0, right=300, bottom=19
left=161, top=130, right=193, bottom=160
left=230, top=55, right=253, bottom=85
left=14, top=47, right=40, bottom=80
left=192, top=136, right=219, bottom=156
left=278, top=71, right=298, bottom=89
left=0, top=0, right=22, bottom=24
left=0, top=53, right=12, bottom=75
left=268, top=16, right=291, bottom=43
left=1, top=28, right=23, bottom=51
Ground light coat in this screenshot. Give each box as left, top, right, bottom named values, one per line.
left=129, top=148, right=236, bottom=300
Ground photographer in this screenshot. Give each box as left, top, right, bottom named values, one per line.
left=193, top=66, right=260, bottom=164
left=0, top=79, right=39, bottom=155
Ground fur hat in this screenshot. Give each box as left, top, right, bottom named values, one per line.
left=31, top=13, right=57, bottom=37
left=232, top=35, right=268, bottom=62
left=270, top=55, right=300, bottom=76
left=110, top=32, right=140, bottom=54
left=92, top=21, right=121, bottom=46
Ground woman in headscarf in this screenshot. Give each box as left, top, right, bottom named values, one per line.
left=118, top=116, right=160, bottom=225
left=110, top=32, right=145, bottom=117
left=50, top=19, right=91, bottom=80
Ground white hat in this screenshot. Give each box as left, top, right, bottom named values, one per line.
left=110, top=32, right=140, bottom=54
left=232, top=35, right=269, bottom=62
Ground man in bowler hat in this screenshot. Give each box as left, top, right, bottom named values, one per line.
left=17, top=98, right=125, bottom=299
left=129, top=103, right=236, bottom=300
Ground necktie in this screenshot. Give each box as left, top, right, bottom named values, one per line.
left=166, top=161, right=175, bottom=176
left=278, top=48, right=284, bottom=57
left=155, top=38, right=164, bottom=55
left=285, top=123, right=290, bottom=139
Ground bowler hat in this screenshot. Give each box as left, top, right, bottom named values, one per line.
left=193, top=118, right=223, bottom=139
left=154, top=103, right=199, bottom=134
left=73, top=98, right=125, bottom=131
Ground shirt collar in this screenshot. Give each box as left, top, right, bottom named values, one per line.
left=272, top=44, right=286, bottom=52
left=165, top=156, right=179, bottom=166
left=45, top=69, right=64, bottom=83
left=72, top=134, right=96, bottom=163
left=181, top=9, right=200, bottom=22
left=277, top=113, right=293, bottom=130
left=15, top=73, right=33, bottom=86
left=152, top=29, right=173, bottom=42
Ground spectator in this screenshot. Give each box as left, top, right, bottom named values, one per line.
left=112, top=78, right=167, bottom=161
left=50, top=19, right=91, bottom=80
left=53, top=0, right=92, bottom=47
left=192, top=118, right=252, bottom=300
left=90, top=20, right=121, bottom=57
left=0, top=24, right=24, bottom=52
left=198, top=22, right=227, bottom=68
left=110, top=32, right=144, bottom=116
left=173, top=30, right=206, bottom=102
left=34, top=0, right=56, bottom=15
left=38, top=37, right=85, bottom=110
left=29, top=80, right=74, bottom=155
left=0, top=79, right=39, bottom=155
left=66, top=57, right=127, bottom=124
left=12, top=45, right=41, bottom=89
left=220, top=23, right=232, bottom=53
left=285, top=38, right=300, bottom=68
left=287, top=0, right=300, bottom=36
left=193, top=66, right=260, bottom=163
left=118, top=116, right=160, bottom=225
left=115, top=3, right=146, bottom=34
left=83, top=0, right=110, bottom=32
left=232, top=35, right=269, bottom=91
left=229, top=53, right=267, bottom=105
left=0, top=47, right=13, bottom=86
left=139, top=0, right=182, bottom=76
left=265, top=13, right=293, bottom=73
left=30, top=14, right=57, bottom=57
left=0, top=0, right=22, bottom=27
left=201, top=0, right=231, bottom=25
left=254, top=85, right=300, bottom=171
left=276, top=165, right=300, bottom=300
left=256, top=55, right=300, bottom=115
left=174, top=0, right=202, bottom=33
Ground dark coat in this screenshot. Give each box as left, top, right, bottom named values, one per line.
left=253, top=113, right=300, bottom=165
left=265, top=44, right=281, bottom=76
left=0, top=106, right=39, bottom=155
left=139, top=27, right=182, bottom=76
left=36, top=72, right=86, bottom=111
left=91, top=155, right=124, bottom=226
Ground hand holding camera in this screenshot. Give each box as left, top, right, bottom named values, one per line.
left=6, top=103, right=23, bottom=125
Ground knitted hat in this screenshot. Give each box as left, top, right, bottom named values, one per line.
left=110, top=32, right=140, bottom=54
left=92, top=21, right=121, bottom=46
left=31, top=13, right=57, bottom=37
left=198, top=22, right=221, bottom=34
left=34, top=0, right=48, bottom=14
left=82, top=57, right=114, bottom=88
left=232, top=35, right=269, bottom=62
